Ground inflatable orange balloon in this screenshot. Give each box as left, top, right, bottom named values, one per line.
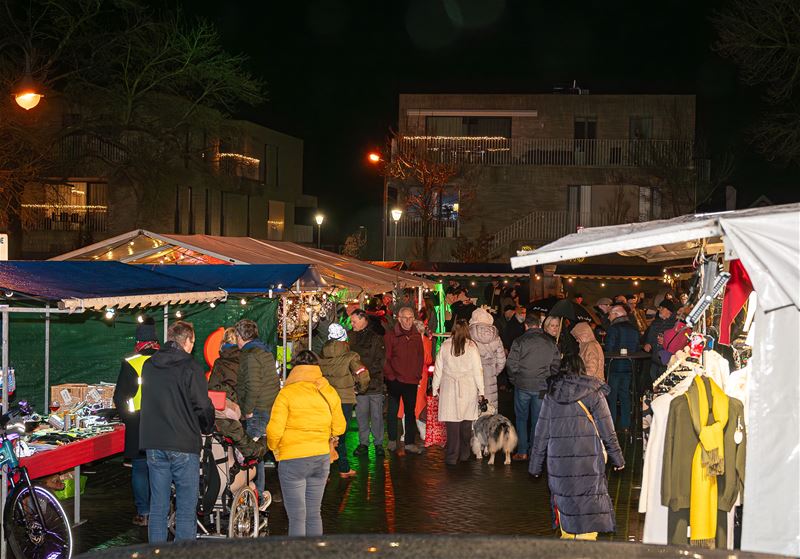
left=204, top=327, right=225, bottom=380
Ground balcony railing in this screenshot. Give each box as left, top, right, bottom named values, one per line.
left=398, top=137, right=695, bottom=167
left=21, top=205, right=108, bottom=232
left=391, top=217, right=460, bottom=238
left=487, top=210, right=670, bottom=254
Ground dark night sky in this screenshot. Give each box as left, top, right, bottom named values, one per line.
left=179, top=0, right=798, bottom=251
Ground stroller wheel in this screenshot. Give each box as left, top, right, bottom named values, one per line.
left=228, top=487, right=259, bottom=538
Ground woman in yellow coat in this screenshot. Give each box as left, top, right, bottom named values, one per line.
left=266, top=351, right=346, bottom=536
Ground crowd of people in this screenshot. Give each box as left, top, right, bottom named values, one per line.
left=113, top=280, right=692, bottom=542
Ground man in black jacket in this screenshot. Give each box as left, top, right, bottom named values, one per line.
left=643, top=299, right=677, bottom=382
left=113, top=317, right=160, bottom=527
left=140, top=321, right=214, bottom=543
left=506, top=314, right=560, bottom=461
left=349, top=309, right=387, bottom=457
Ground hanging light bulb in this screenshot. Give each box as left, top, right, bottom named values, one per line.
left=240, top=298, right=247, bottom=306
left=209, top=301, right=216, bottom=308
left=14, top=59, right=44, bottom=111
left=104, top=308, right=115, bottom=320
left=633, top=280, right=639, bottom=286
left=175, top=310, right=182, bottom=318
left=137, top=315, right=144, bottom=323
left=601, top=283, right=606, bottom=288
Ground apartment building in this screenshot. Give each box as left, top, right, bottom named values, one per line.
left=18, top=102, right=316, bottom=258
left=390, top=92, right=704, bottom=261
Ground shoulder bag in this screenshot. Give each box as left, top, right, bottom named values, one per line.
left=577, top=400, right=608, bottom=464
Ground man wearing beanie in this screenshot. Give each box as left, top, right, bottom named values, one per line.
left=643, top=299, right=677, bottom=382
left=318, top=322, right=369, bottom=478
left=113, top=316, right=160, bottom=527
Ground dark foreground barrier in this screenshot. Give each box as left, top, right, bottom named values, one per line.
left=78, top=534, right=787, bottom=559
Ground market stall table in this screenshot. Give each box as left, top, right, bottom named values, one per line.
left=18, top=426, right=125, bottom=525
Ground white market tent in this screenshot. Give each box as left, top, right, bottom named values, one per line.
left=512, top=203, right=800, bottom=557
left=52, top=230, right=431, bottom=297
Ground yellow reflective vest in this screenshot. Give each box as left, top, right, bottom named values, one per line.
left=124, top=353, right=152, bottom=412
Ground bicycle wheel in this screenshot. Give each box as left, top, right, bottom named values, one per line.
left=227, top=487, right=258, bottom=538
left=4, top=485, right=73, bottom=559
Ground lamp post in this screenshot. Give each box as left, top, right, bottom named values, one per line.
left=391, top=208, right=402, bottom=261
left=315, top=213, right=324, bottom=249
left=367, top=151, right=388, bottom=261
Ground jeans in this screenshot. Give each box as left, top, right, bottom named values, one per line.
left=337, top=404, right=354, bottom=472
left=278, top=454, right=330, bottom=536
left=356, top=394, right=384, bottom=447
left=245, top=409, right=270, bottom=493
left=514, top=388, right=544, bottom=455
left=444, top=421, right=473, bottom=465
left=607, top=371, right=631, bottom=429
left=386, top=380, right=418, bottom=445
left=146, top=449, right=199, bottom=543
left=131, top=456, right=150, bottom=516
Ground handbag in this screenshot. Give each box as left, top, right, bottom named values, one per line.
left=315, top=385, right=340, bottom=464
left=577, top=400, right=607, bottom=464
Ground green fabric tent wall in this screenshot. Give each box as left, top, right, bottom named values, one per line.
left=6, top=298, right=278, bottom=411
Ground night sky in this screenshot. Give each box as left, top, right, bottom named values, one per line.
left=180, top=0, right=799, bottom=252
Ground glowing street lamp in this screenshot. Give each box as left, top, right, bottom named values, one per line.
left=315, top=213, right=325, bottom=249
left=391, top=208, right=402, bottom=261
left=14, top=59, right=43, bottom=111
left=367, top=152, right=382, bottom=164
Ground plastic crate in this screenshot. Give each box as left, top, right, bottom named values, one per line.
left=53, top=475, right=87, bottom=501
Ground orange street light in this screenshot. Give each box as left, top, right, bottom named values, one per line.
left=367, top=152, right=381, bottom=164
left=14, top=59, right=43, bottom=111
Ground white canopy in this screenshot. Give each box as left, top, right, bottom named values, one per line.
left=511, top=204, right=800, bottom=556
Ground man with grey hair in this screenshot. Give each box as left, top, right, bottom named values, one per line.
left=235, top=319, right=281, bottom=503
left=383, top=305, right=424, bottom=454
left=140, top=321, right=214, bottom=543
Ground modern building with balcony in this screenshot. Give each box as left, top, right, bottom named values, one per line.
left=15, top=102, right=316, bottom=258
left=388, top=92, right=706, bottom=262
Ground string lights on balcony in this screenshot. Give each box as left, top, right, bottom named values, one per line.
left=218, top=152, right=260, bottom=166
left=20, top=204, right=108, bottom=211
left=403, top=136, right=509, bottom=141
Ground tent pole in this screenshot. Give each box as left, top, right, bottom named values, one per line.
left=281, top=296, right=288, bottom=381
left=417, top=286, right=423, bottom=315
left=307, top=295, right=313, bottom=351
left=44, top=304, right=50, bottom=410
left=163, top=304, right=169, bottom=342
left=2, top=309, right=8, bottom=413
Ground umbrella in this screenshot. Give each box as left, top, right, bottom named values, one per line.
left=527, top=296, right=559, bottom=315
left=548, top=299, right=594, bottom=323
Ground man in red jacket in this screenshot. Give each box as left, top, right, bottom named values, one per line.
left=384, top=306, right=424, bottom=454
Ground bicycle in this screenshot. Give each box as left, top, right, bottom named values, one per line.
left=0, top=414, right=73, bottom=559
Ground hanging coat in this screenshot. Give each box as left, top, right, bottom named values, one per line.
left=432, top=339, right=485, bottom=422
left=529, top=374, right=624, bottom=534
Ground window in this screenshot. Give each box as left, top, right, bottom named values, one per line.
left=574, top=117, right=597, bottom=140
left=267, top=200, right=285, bottom=240
left=21, top=182, right=108, bottom=232
left=629, top=116, right=653, bottom=140
left=425, top=116, right=511, bottom=137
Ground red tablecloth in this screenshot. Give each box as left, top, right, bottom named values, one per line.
left=19, top=426, right=125, bottom=480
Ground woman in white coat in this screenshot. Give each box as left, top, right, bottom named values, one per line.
left=468, top=307, right=506, bottom=409
left=433, top=319, right=485, bottom=466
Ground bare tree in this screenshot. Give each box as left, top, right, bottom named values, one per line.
left=0, top=0, right=265, bottom=255
left=714, top=0, right=800, bottom=163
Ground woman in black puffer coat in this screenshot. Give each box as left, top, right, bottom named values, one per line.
left=529, top=354, right=624, bottom=539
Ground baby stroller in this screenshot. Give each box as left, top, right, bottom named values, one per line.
left=169, top=433, right=270, bottom=538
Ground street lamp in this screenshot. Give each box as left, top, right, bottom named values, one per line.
left=391, top=208, right=402, bottom=261
left=14, top=57, right=43, bottom=111
left=315, top=213, right=324, bottom=249
left=367, top=151, right=389, bottom=261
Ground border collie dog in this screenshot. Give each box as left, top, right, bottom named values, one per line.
left=471, top=401, right=518, bottom=465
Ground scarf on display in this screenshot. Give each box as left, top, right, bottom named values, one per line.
left=685, top=376, right=729, bottom=548
left=135, top=341, right=160, bottom=353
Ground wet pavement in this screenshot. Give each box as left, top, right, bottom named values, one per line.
left=70, top=390, right=644, bottom=553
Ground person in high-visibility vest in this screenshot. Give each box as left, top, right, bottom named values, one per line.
left=113, top=316, right=160, bottom=528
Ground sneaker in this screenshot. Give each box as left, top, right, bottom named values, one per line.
left=353, top=444, right=369, bottom=457
left=272, top=490, right=282, bottom=504
left=511, top=453, right=528, bottom=461
left=404, top=444, right=424, bottom=454
left=387, top=440, right=397, bottom=451
left=132, top=514, right=148, bottom=527
left=374, top=445, right=385, bottom=456
left=259, top=491, right=272, bottom=512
